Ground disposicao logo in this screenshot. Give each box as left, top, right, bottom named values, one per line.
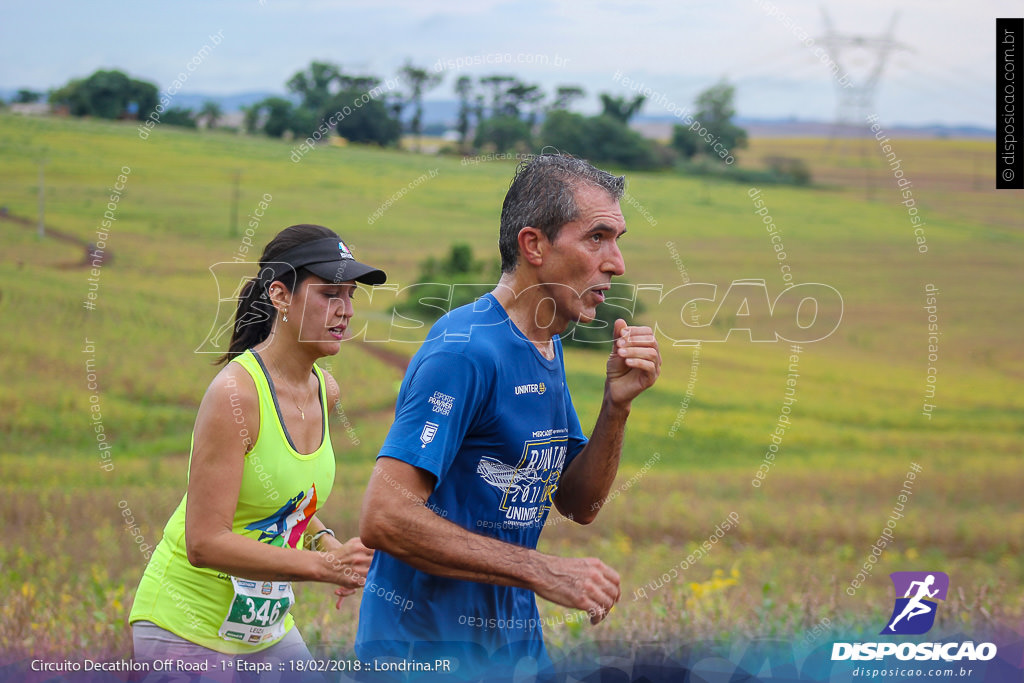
left=831, top=572, right=997, bottom=663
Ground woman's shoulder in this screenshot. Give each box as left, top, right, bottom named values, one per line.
left=191, top=356, right=262, bottom=455
left=199, top=357, right=260, bottom=415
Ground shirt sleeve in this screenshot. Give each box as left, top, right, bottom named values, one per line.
left=377, top=349, right=486, bottom=488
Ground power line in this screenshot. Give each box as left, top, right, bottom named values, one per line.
left=817, top=8, right=911, bottom=149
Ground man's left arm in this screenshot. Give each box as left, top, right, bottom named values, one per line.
left=554, top=319, right=661, bottom=524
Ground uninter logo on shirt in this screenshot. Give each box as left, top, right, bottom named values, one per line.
left=427, top=391, right=455, bottom=416
left=514, top=382, right=546, bottom=396
left=476, top=434, right=569, bottom=528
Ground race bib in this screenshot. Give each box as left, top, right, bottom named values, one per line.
left=218, top=576, right=294, bottom=646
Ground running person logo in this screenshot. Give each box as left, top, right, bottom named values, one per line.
left=881, top=571, right=949, bottom=635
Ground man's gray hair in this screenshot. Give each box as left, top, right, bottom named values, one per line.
left=498, top=153, right=625, bottom=273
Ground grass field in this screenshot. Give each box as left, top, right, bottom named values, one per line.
left=1, top=113, right=1022, bottom=664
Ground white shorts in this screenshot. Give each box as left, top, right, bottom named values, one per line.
left=132, top=620, right=321, bottom=683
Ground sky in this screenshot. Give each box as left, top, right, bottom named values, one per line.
left=1, top=0, right=1016, bottom=128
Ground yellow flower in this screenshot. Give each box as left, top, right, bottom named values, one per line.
left=615, top=532, right=632, bottom=555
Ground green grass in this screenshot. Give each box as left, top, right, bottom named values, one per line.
left=1, top=114, right=1021, bottom=660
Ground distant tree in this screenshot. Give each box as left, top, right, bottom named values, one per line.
left=454, top=76, right=473, bottom=149
left=286, top=61, right=344, bottom=111
left=400, top=62, right=443, bottom=151
left=342, top=75, right=382, bottom=93
left=465, top=76, right=547, bottom=151
left=198, top=100, right=222, bottom=129
left=287, top=63, right=391, bottom=140
left=504, top=81, right=544, bottom=126
left=384, top=90, right=406, bottom=126
left=472, top=93, right=486, bottom=131
left=672, top=80, right=748, bottom=163
left=14, top=89, right=42, bottom=104
left=539, top=110, right=590, bottom=156
left=255, top=61, right=403, bottom=145
left=549, top=85, right=585, bottom=112
left=321, top=89, right=401, bottom=146
left=584, top=115, right=659, bottom=169
left=671, top=124, right=701, bottom=160
left=479, top=75, right=516, bottom=116
left=395, top=243, right=498, bottom=322
left=48, top=79, right=82, bottom=111
left=241, top=104, right=261, bottom=134
left=540, top=110, right=659, bottom=170
left=161, top=107, right=197, bottom=129
left=426, top=243, right=485, bottom=279
left=50, top=70, right=157, bottom=119
left=289, top=107, right=319, bottom=139
left=474, top=115, right=532, bottom=153
left=126, top=76, right=158, bottom=117
left=599, top=93, right=646, bottom=123
left=524, top=93, right=547, bottom=128
left=250, top=97, right=297, bottom=138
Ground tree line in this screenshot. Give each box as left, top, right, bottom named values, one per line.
left=16, top=61, right=813, bottom=182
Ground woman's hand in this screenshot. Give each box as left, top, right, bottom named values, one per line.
left=319, top=536, right=374, bottom=609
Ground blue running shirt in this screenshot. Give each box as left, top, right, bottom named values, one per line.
left=355, top=292, right=588, bottom=675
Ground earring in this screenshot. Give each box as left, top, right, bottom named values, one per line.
left=282, top=308, right=289, bottom=323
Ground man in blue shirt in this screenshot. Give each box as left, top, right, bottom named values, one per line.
left=356, top=154, right=662, bottom=679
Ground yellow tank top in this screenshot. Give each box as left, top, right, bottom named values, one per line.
left=129, top=350, right=336, bottom=654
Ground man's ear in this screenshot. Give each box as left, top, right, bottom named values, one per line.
left=517, top=226, right=546, bottom=267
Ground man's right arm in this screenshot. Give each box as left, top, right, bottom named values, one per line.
left=359, top=456, right=621, bottom=624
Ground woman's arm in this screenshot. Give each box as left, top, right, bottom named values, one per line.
left=183, top=364, right=370, bottom=586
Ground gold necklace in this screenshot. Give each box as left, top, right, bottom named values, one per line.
left=268, top=354, right=316, bottom=420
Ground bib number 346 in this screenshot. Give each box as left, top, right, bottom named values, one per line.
left=219, top=576, right=294, bottom=645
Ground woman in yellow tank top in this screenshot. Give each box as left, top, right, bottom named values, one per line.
left=128, top=224, right=387, bottom=676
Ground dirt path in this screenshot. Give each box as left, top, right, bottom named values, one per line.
left=3, top=209, right=106, bottom=268
left=357, top=341, right=411, bottom=373
left=333, top=343, right=410, bottom=421
left=3, top=210, right=85, bottom=246
left=6, top=205, right=406, bottom=373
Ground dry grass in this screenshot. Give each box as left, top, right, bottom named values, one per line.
left=3, top=456, right=1021, bottom=660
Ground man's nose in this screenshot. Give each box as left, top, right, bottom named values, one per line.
left=605, top=242, right=625, bottom=276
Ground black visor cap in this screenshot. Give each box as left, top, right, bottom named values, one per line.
left=267, top=237, right=386, bottom=286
